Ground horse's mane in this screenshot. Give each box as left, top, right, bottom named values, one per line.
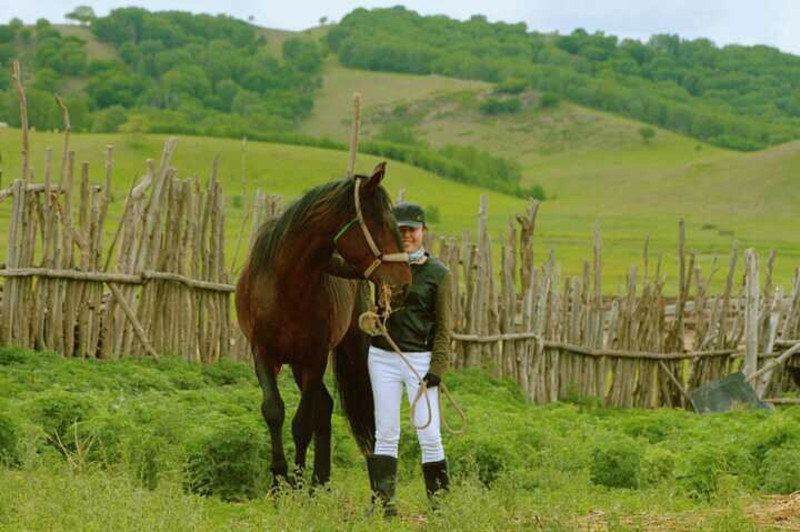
left=248, top=176, right=397, bottom=277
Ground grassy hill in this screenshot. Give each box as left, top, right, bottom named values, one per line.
left=2, top=23, right=799, bottom=294
left=1, top=126, right=798, bottom=296
left=0, top=127, right=527, bottom=275
left=294, top=58, right=800, bottom=291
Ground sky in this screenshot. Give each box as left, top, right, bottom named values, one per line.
left=4, top=0, right=800, bottom=55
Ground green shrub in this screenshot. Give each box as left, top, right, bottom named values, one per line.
left=479, top=97, right=521, bottom=115
left=80, top=415, right=134, bottom=465
left=749, top=415, right=800, bottom=466
left=519, top=183, right=547, bottom=201
left=28, top=389, right=95, bottom=450
left=589, top=438, right=641, bottom=489
left=676, top=442, right=756, bottom=500
left=539, top=93, right=560, bottom=109
left=617, top=412, right=686, bottom=444
left=0, top=412, right=21, bottom=467
left=184, top=416, right=268, bottom=501
left=0, top=348, right=28, bottom=366
left=448, top=436, right=514, bottom=487
left=127, top=434, right=167, bottom=490
left=201, top=359, right=253, bottom=386
left=426, top=204, right=441, bottom=225
left=375, top=123, right=425, bottom=146
left=641, top=447, right=675, bottom=486
left=495, top=78, right=527, bottom=94
left=155, top=358, right=207, bottom=390
left=761, top=446, right=800, bottom=494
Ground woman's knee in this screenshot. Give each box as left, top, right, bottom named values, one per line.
left=374, top=431, right=401, bottom=457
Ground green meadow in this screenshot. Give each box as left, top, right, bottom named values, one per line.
left=1, top=348, right=799, bottom=530
left=1, top=124, right=797, bottom=296
left=1, top=25, right=798, bottom=295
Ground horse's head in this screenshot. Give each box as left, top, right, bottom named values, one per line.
left=334, top=162, right=412, bottom=306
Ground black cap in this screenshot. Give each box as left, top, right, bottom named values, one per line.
left=393, top=202, right=426, bottom=228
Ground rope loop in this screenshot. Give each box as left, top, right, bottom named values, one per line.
left=357, top=307, right=467, bottom=434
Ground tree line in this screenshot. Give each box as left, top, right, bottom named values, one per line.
left=326, top=6, right=800, bottom=150
left=0, top=9, right=540, bottom=199
left=0, top=9, right=323, bottom=135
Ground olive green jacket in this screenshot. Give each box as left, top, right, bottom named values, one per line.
left=326, top=253, right=453, bottom=378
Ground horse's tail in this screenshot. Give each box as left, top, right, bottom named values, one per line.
left=333, top=281, right=375, bottom=456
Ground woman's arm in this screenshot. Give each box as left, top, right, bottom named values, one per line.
left=429, top=269, right=454, bottom=379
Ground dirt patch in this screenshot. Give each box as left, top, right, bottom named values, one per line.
left=747, top=492, right=800, bottom=530
left=573, top=494, right=800, bottom=531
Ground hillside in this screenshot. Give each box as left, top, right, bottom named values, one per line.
left=326, top=7, right=800, bottom=151
left=294, top=60, right=799, bottom=287
left=0, top=127, right=528, bottom=265
left=0, top=126, right=798, bottom=295
left=0, top=15, right=798, bottom=293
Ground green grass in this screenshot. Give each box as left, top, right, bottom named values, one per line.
left=301, top=68, right=800, bottom=293
left=4, top=24, right=800, bottom=295
left=1, top=347, right=799, bottom=530
left=0, top=127, right=526, bottom=273
left=2, top=127, right=798, bottom=296
left=300, top=59, right=489, bottom=140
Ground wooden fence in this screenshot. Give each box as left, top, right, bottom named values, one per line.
left=434, top=199, right=800, bottom=406
left=1, top=73, right=799, bottom=406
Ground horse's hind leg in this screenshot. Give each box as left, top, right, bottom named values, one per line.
left=290, top=367, right=333, bottom=486
left=255, top=353, right=289, bottom=487
left=312, top=382, right=334, bottom=485
left=290, top=367, right=316, bottom=481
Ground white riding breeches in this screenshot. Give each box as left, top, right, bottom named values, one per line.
left=368, top=345, right=445, bottom=464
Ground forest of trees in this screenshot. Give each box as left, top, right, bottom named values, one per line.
left=3, top=6, right=797, bottom=195
left=327, top=7, right=800, bottom=150
left=0, top=9, right=534, bottom=198
left=0, top=9, right=324, bottom=136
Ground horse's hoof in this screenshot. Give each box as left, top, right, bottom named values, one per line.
left=269, top=473, right=295, bottom=494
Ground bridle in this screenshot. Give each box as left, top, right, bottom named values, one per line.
left=333, top=175, right=409, bottom=279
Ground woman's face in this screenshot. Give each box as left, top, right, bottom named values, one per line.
left=399, top=225, right=425, bottom=254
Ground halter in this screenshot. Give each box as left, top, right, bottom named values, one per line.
left=333, top=175, right=409, bottom=279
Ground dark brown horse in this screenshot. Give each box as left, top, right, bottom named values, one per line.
left=236, top=162, right=411, bottom=487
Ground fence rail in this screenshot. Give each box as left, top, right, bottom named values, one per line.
left=1, top=134, right=799, bottom=407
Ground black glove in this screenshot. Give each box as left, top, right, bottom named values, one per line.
left=423, top=372, right=441, bottom=388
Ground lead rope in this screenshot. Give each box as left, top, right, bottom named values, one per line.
left=357, top=284, right=467, bottom=435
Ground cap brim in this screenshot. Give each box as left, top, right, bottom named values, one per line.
left=397, top=221, right=424, bottom=228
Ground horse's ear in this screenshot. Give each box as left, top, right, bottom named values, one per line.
left=362, top=162, right=387, bottom=191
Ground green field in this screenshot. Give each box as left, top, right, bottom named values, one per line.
left=1, top=125, right=797, bottom=296
left=295, top=59, right=800, bottom=294
left=1, top=348, right=799, bottom=530
left=2, top=24, right=799, bottom=295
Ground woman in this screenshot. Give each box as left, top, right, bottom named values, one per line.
left=327, top=201, right=453, bottom=516
left=365, top=201, right=453, bottom=516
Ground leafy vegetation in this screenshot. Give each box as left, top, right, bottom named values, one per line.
left=0, top=9, right=323, bottom=134
left=1, top=347, right=799, bottom=529
left=326, top=6, right=800, bottom=150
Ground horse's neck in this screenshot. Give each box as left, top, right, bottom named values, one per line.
left=277, top=226, right=335, bottom=296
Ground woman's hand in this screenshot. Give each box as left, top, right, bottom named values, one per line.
left=423, top=372, right=441, bottom=388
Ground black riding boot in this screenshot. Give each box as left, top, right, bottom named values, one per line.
left=367, top=455, right=398, bottom=518
left=422, top=459, right=450, bottom=508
